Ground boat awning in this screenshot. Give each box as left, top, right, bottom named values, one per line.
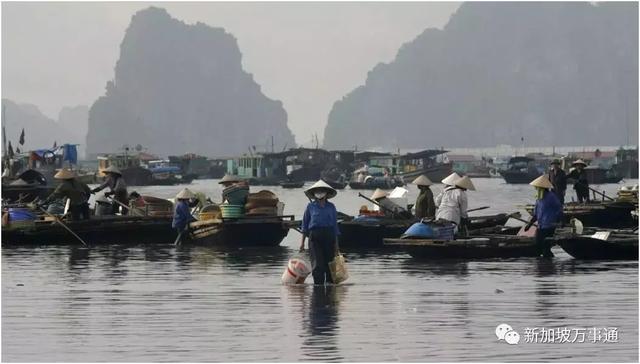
left=399, top=149, right=448, bottom=160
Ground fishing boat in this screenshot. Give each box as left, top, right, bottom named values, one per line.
left=2, top=215, right=177, bottom=245
left=525, top=201, right=636, bottom=229
left=322, top=179, right=347, bottom=190
left=499, top=156, right=542, bottom=184
left=188, top=215, right=298, bottom=247
left=384, top=233, right=538, bottom=259
left=554, top=229, right=638, bottom=260
left=338, top=213, right=513, bottom=249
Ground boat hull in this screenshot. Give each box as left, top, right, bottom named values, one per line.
left=397, top=163, right=453, bottom=183
left=556, top=234, right=638, bottom=260
left=338, top=213, right=511, bottom=249
left=525, top=201, right=636, bottom=229
left=384, top=235, right=538, bottom=259
left=2, top=215, right=176, bottom=245
left=500, top=170, right=540, bottom=184
left=188, top=217, right=292, bottom=246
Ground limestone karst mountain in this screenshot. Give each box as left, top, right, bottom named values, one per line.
left=323, top=2, right=638, bottom=150
left=86, top=7, right=295, bottom=157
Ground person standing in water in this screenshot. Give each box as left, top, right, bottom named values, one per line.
left=299, top=180, right=339, bottom=285
left=525, top=175, right=563, bottom=258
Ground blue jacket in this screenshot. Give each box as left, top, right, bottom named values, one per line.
left=172, top=200, right=195, bottom=231
left=533, top=191, right=563, bottom=229
left=301, top=200, right=340, bottom=236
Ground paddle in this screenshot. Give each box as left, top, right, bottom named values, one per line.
left=105, top=195, right=130, bottom=212
left=37, top=206, right=88, bottom=247
left=508, top=213, right=538, bottom=228
left=589, top=186, right=614, bottom=201
left=468, top=206, right=490, bottom=213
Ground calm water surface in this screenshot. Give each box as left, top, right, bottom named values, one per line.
left=3, top=178, right=638, bottom=362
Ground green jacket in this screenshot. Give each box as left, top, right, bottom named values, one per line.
left=415, top=188, right=436, bottom=219
left=48, top=179, right=91, bottom=206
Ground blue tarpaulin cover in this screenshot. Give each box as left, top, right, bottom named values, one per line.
left=62, top=144, right=78, bottom=165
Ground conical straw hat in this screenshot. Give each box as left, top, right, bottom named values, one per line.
left=572, top=159, right=587, bottom=167
left=441, top=172, right=461, bottom=186
left=218, top=174, right=242, bottom=184
left=455, top=175, right=476, bottom=191
left=304, top=180, right=337, bottom=200
left=54, top=169, right=76, bottom=179
left=370, top=188, right=388, bottom=200
left=103, top=165, right=122, bottom=175
left=412, top=175, right=433, bottom=186
left=529, top=175, right=554, bottom=189
left=176, top=188, right=196, bottom=199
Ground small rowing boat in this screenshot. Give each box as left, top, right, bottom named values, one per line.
left=525, top=201, right=636, bottom=229
left=188, top=215, right=298, bottom=246
left=554, top=229, right=638, bottom=260
left=384, top=233, right=537, bottom=259
left=338, top=213, right=513, bottom=249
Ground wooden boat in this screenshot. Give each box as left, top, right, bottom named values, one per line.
left=555, top=229, right=638, bottom=260
left=384, top=233, right=538, bottom=259
left=338, top=213, right=512, bottom=249
left=499, top=157, right=541, bottom=184
left=188, top=215, right=298, bottom=246
left=348, top=177, right=405, bottom=190
left=322, top=179, right=347, bottom=190
left=525, top=201, right=636, bottom=229
left=280, top=181, right=305, bottom=189
left=2, top=215, right=177, bottom=245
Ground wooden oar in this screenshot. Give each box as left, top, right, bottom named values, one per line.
left=38, top=207, right=88, bottom=247
left=468, top=206, right=489, bottom=213
left=589, top=186, right=614, bottom=201
left=508, top=212, right=538, bottom=227
left=105, top=195, right=130, bottom=211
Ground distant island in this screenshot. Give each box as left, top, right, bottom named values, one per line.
left=86, top=7, right=295, bottom=157
left=323, top=2, right=638, bottom=150
left=2, top=98, right=87, bottom=154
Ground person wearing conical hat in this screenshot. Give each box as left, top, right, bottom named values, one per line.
left=92, top=165, right=128, bottom=215
left=218, top=174, right=242, bottom=187
left=525, top=175, right=563, bottom=258
left=434, top=174, right=474, bottom=233
left=369, top=188, right=407, bottom=218
left=548, top=159, right=567, bottom=205
left=441, top=172, right=462, bottom=186
left=567, top=159, right=590, bottom=203
left=412, top=175, right=436, bottom=219
left=299, top=180, right=339, bottom=285
left=172, top=188, right=197, bottom=235
left=42, top=169, right=92, bottom=220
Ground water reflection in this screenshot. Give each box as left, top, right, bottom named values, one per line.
left=401, top=259, right=470, bottom=277
left=301, top=284, right=347, bottom=361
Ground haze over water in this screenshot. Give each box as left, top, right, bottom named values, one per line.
left=2, top=178, right=638, bottom=362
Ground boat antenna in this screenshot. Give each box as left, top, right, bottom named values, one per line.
left=271, top=136, right=274, bottom=153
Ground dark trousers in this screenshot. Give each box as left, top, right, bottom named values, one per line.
left=576, top=187, right=590, bottom=203
left=536, top=227, right=556, bottom=257
left=69, top=203, right=90, bottom=221
left=554, top=190, right=566, bottom=205
left=309, top=228, right=337, bottom=285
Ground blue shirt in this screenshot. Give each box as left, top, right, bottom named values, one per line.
left=301, top=200, right=340, bottom=236
left=533, top=191, right=563, bottom=229
left=172, top=200, right=195, bottom=230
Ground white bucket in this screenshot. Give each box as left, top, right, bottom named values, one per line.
left=281, top=258, right=311, bottom=284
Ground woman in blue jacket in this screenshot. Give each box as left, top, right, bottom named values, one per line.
left=525, top=175, right=563, bottom=258
left=299, top=180, right=339, bottom=284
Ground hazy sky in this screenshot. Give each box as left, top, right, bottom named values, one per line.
left=2, top=2, right=460, bottom=145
